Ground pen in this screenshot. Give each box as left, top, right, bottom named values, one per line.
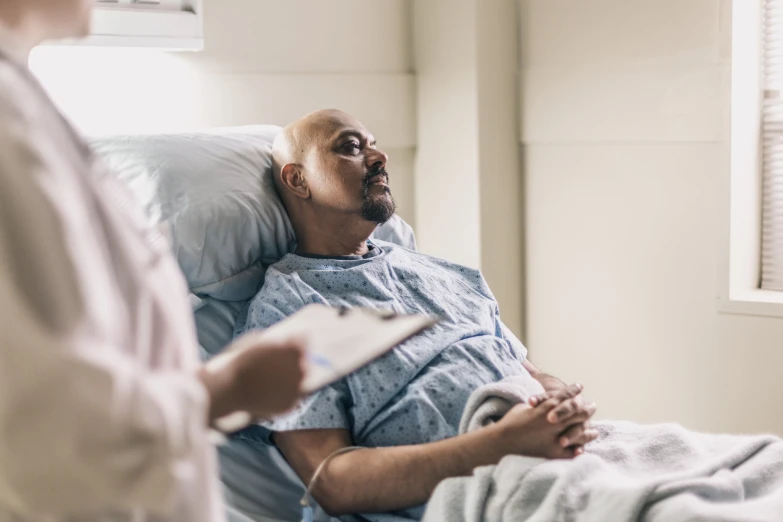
left=308, top=353, right=332, bottom=368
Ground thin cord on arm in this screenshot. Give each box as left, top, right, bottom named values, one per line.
left=300, top=446, right=364, bottom=521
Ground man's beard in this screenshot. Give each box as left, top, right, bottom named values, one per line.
left=361, top=168, right=397, bottom=224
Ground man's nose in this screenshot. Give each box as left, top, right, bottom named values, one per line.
left=366, top=148, right=388, bottom=170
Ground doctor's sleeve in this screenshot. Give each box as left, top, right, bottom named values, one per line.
left=0, top=126, right=209, bottom=517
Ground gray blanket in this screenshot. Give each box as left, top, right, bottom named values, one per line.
left=423, top=377, right=783, bottom=522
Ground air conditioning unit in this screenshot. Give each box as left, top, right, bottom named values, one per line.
left=86, top=0, right=203, bottom=50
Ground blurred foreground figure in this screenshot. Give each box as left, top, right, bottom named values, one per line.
left=0, top=2, right=305, bottom=521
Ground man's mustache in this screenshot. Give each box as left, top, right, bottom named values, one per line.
left=363, top=167, right=390, bottom=186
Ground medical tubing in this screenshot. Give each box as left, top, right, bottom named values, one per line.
left=300, top=446, right=365, bottom=510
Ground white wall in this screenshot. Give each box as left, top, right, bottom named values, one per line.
left=521, top=0, right=783, bottom=436
left=413, top=0, right=482, bottom=270
left=477, top=1, right=524, bottom=339
left=29, top=0, right=417, bottom=226
left=413, top=0, right=524, bottom=336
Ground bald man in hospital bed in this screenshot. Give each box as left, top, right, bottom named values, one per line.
left=233, top=110, right=598, bottom=521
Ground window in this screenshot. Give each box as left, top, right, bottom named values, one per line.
left=761, top=0, right=783, bottom=290
left=723, top=0, right=783, bottom=316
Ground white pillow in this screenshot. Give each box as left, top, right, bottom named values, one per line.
left=92, top=126, right=292, bottom=300
left=92, top=126, right=416, bottom=301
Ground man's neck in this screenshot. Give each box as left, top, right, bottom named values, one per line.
left=293, top=213, right=377, bottom=257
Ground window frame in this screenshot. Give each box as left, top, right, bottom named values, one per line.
left=720, top=0, right=783, bottom=317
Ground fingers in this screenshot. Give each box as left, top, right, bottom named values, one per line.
left=558, top=422, right=600, bottom=448
left=266, top=341, right=308, bottom=381
left=528, top=389, right=563, bottom=408
left=549, top=430, right=598, bottom=460
left=527, top=392, right=549, bottom=407
left=528, top=384, right=579, bottom=406
left=267, top=344, right=307, bottom=378
left=548, top=398, right=597, bottom=424
left=533, top=383, right=584, bottom=413
left=269, top=342, right=308, bottom=387
left=240, top=342, right=307, bottom=408
left=555, top=383, right=584, bottom=402
left=503, top=402, right=537, bottom=423
left=547, top=397, right=579, bottom=423
left=549, top=444, right=583, bottom=460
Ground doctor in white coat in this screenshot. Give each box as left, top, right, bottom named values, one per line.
left=0, top=1, right=305, bottom=521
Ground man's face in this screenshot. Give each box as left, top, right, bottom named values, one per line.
left=302, top=113, right=396, bottom=224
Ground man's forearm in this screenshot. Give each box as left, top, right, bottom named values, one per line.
left=313, top=424, right=509, bottom=515
left=523, top=359, right=566, bottom=393
left=535, top=372, right=567, bottom=393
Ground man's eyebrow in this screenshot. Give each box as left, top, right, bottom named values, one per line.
left=333, top=130, right=361, bottom=142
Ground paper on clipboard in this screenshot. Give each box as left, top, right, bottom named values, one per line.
left=256, top=304, right=439, bottom=393
left=212, top=304, right=438, bottom=434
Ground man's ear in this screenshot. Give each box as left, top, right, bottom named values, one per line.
left=279, top=164, right=310, bottom=199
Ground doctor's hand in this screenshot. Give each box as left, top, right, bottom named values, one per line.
left=199, top=335, right=306, bottom=424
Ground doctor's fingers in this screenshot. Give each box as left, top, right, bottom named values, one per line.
left=236, top=343, right=307, bottom=412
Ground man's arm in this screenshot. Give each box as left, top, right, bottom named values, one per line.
left=276, top=426, right=508, bottom=515
left=523, top=359, right=567, bottom=393
left=274, top=384, right=593, bottom=516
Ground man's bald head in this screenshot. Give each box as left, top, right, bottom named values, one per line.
left=271, top=110, right=396, bottom=234
left=271, top=110, right=341, bottom=201
left=272, top=109, right=363, bottom=196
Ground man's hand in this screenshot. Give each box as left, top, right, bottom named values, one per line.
left=522, top=359, right=598, bottom=454
left=496, top=383, right=599, bottom=459
left=199, top=333, right=306, bottom=423
left=528, top=386, right=597, bottom=454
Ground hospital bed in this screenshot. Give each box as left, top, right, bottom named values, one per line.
left=92, top=127, right=416, bottom=522
left=89, top=128, right=783, bottom=522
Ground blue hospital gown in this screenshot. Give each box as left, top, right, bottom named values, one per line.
left=235, top=241, right=532, bottom=521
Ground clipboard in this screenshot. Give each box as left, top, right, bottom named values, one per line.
left=213, top=304, right=439, bottom=434
left=257, top=304, right=438, bottom=393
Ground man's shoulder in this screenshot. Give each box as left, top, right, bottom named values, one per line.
left=255, top=259, right=303, bottom=296
left=261, top=253, right=315, bottom=280
left=239, top=263, right=308, bottom=333
left=381, top=241, right=492, bottom=295
left=380, top=240, right=479, bottom=274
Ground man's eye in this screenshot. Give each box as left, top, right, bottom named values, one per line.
left=343, top=142, right=361, bottom=153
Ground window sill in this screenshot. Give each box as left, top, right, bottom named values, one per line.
left=719, top=290, right=783, bottom=318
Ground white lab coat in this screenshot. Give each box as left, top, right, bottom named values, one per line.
left=0, top=26, right=225, bottom=522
